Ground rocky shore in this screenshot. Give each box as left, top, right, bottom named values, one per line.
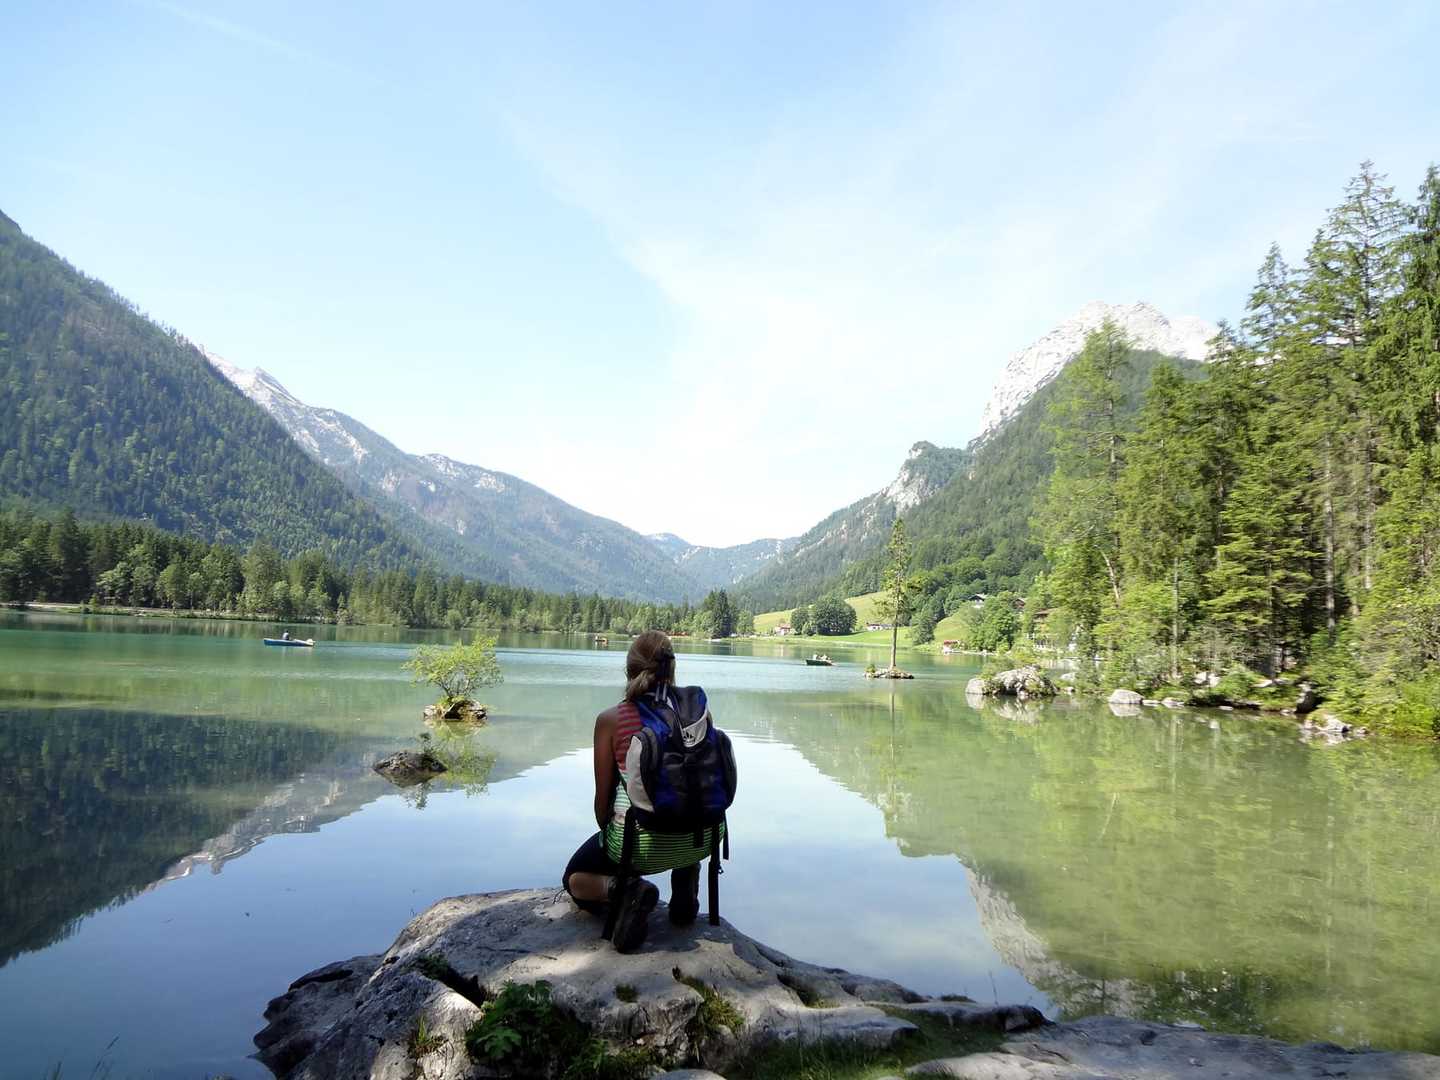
left=254, top=889, right=1440, bottom=1079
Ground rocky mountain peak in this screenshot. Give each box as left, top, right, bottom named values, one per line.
left=976, top=302, right=1217, bottom=439
left=205, top=350, right=369, bottom=466
left=882, top=440, right=966, bottom=513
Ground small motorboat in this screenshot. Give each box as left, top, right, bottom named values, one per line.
left=805, top=655, right=834, bottom=666
left=263, top=637, right=315, bottom=647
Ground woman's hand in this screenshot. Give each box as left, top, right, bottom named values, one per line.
left=593, top=708, right=618, bottom=828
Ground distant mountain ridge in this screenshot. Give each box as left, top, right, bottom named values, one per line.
left=207, top=355, right=706, bottom=602
left=976, top=301, right=1216, bottom=439
left=645, top=532, right=799, bottom=594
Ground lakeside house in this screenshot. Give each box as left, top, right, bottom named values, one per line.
left=774, top=623, right=794, bottom=636
left=865, top=621, right=892, bottom=632
left=941, top=639, right=959, bottom=654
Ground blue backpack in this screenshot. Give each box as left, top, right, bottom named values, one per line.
left=622, top=685, right=737, bottom=832
left=603, top=686, right=737, bottom=936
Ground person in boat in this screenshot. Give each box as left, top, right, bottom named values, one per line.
left=281, top=631, right=291, bottom=641
left=562, top=630, right=729, bottom=952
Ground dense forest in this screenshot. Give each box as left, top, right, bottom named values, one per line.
left=946, top=162, right=1440, bottom=737
left=0, top=505, right=751, bottom=638
left=0, top=212, right=434, bottom=570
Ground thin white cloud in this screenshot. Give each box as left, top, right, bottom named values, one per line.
left=134, top=0, right=355, bottom=74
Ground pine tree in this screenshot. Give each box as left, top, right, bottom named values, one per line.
left=1370, top=166, right=1440, bottom=450
left=1287, top=163, right=1410, bottom=603
left=1242, top=243, right=1298, bottom=358
left=1035, top=319, right=1133, bottom=656
left=1116, top=363, right=1209, bottom=678
left=1204, top=440, right=1315, bottom=673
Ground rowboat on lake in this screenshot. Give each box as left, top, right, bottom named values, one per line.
left=805, top=655, right=834, bottom=666
left=263, top=637, right=315, bottom=648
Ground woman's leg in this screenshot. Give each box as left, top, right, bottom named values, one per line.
left=563, top=832, right=619, bottom=914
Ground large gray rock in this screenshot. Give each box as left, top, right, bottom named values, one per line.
left=255, top=889, right=931, bottom=1078
left=972, top=667, right=1058, bottom=700
left=1107, top=689, right=1143, bottom=706
left=256, top=894, right=1440, bottom=1080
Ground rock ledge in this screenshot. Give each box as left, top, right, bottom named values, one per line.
left=255, top=890, right=1440, bottom=1080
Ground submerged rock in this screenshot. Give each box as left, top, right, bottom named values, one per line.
left=912, top=1014, right=1440, bottom=1079
left=1301, top=713, right=1370, bottom=745
left=372, top=751, right=447, bottom=787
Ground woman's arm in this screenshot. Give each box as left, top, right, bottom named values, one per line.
left=592, top=709, right=618, bottom=828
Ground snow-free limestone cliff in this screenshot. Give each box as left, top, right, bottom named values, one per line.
left=976, top=302, right=1217, bottom=440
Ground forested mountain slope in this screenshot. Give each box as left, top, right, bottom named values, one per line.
left=734, top=440, right=968, bottom=611
left=831, top=348, right=1197, bottom=601
left=208, top=357, right=702, bottom=602
left=0, top=212, right=422, bottom=567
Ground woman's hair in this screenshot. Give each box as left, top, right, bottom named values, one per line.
left=625, top=630, right=676, bottom=701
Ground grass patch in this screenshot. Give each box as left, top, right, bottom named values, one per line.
left=726, top=1006, right=1004, bottom=1080
left=614, top=983, right=638, bottom=1004
left=463, top=980, right=660, bottom=1080
left=407, top=1014, right=447, bottom=1058
left=416, top=953, right=456, bottom=983
left=755, top=592, right=913, bottom=644
left=778, top=972, right=836, bottom=1009
left=674, top=967, right=745, bottom=1039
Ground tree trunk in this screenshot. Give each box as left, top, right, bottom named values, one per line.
left=889, top=620, right=898, bottom=672
left=1323, top=446, right=1337, bottom=639
left=1171, top=556, right=1181, bottom=681
left=1362, top=424, right=1376, bottom=596
left=1100, top=551, right=1122, bottom=607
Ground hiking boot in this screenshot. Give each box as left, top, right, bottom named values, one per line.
left=609, top=877, right=658, bottom=953
left=668, top=864, right=701, bottom=927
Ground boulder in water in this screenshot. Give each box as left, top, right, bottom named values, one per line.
left=423, top=698, right=488, bottom=723
left=372, top=751, right=447, bottom=787
left=1108, top=688, right=1143, bottom=706
left=970, top=666, right=1057, bottom=700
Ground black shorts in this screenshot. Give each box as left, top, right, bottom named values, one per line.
left=562, top=832, right=621, bottom=914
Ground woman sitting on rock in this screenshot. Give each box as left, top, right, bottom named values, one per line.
left=563, top=630, right=734, bottom=952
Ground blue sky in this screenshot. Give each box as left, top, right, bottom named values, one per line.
left=5, top=2, right=1438, bottom=546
